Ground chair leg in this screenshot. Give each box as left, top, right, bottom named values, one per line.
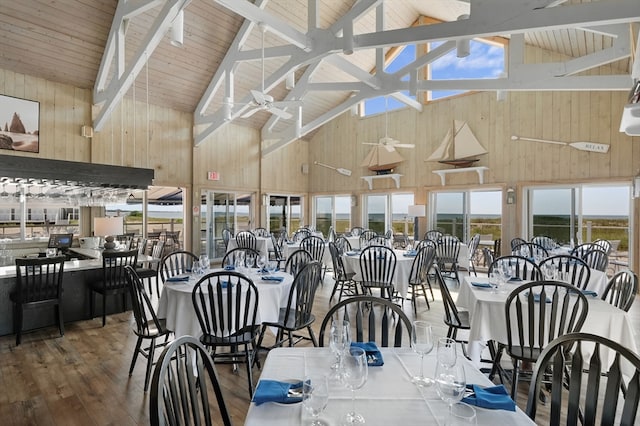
left=56, top=303, right=64, bottom=337
left=102, top=294, right=107, bottom=327
left=308, top=327, right=318, bottom=347
left=129, top=336, right=143, bottom=376
left=15, top=305, right=23, bottom=346
left=245, top=343, right=254, bottom=398
left=511, top=359, right=520, bottom=400
left=329, top=281, right=340, bottom=302
left=144, top=338, right=157, bottom=392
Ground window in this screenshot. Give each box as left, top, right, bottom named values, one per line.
left=313, top=195, right=352, bottom=237
left=363, top=192, right=414, bottom=235
left=524, top=184, right=631, bottom=251
left=430, top=189, right=502, bottom=242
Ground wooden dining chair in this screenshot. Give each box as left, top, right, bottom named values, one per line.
left=488, top=255, right=542, bottom=281
left=358, top=245, right=397, bottom=302
left=11, top=255, right=66, bottom=345
left=465, top=233, right=480, bottom=276
left=435, top=235, right=461, bottom=284
left=581, top=248, right=609, bottom=272
left=235, top=230, right=257, bottom=250
left=150, top=336, right=233, bottom=426
left=89, top=249, right=138, bottom=327
left=328, top=242, right=358, bottom=302
left=538, top=255, right=591, bottom=289
left=407, top=245, right=436, bottom=313
left=283, top=248, right=313, bottom=277
left=359, top=230, right=377, bottom=247
left=192, top=271, right=260, bottom=398
left=511, top=242, right=548, bottom=260
left=300, top=235, right=326, bottom=266
left=423, top=229, right=443, bottom=243
left=159, top=250, right=198, bottom=284
left=334, top=235, right=352, bottom=253
left=504, top=280, right=589, bottom=400
left=222, top=247, right=260, bottom=268
left=318, top=295, right=412, bottom=348
left=124, top=266, right=172, bottom=392
left=256, top=261, right=323, bottom=351
left=601, top=269, right=638, bottom=311
left=526, top=333, right=640, bottom=426
left=530, top=235, right=557, bottom=251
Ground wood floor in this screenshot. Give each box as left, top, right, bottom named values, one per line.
left=0, top=270, right=638, bottom=425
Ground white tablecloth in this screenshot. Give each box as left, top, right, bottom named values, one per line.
left=456, top=276, right=638, bottom=365
left=341, top=249, right=415, bottom=298
left=226, top=236, right=272, bottom=259
left=244, top=347, right=535, bottom=426
left=157, top=268, right=294, bottom=339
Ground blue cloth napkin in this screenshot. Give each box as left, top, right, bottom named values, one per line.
left=462, top=384, right=516, bottom=411
left=166, top=276, right=189, bottom=282
left=471, top=281, right=492, bottom=288
left=524, top=292, right=552, bottom=303
left=580, top=289, right=598, bottom=297
left=261, top=275, right=284, bottom=282
left=223, top=265, right=235, bottom=271
left=350, top=341, right=383, bottom=366
left=257, top=267, right=269, bottom=273
left=403, top=251, right=417, bottom=257
left=252, top=380, right=303, bottom=405
left=346, top=251, right=358, bottom=256
left=508, top=277, right=522, bottom=282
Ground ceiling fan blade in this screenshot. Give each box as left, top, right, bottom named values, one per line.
left=394, top=143, right=415, bottom=148
left=250, top=90, right=267, bottom=105
left=241, top=107, right=261, bottom=118
left=384, top=145, right=396, bottom=152
left=362, top=142, right=379, bottom=146
left=268, top=107, right=293, bottom=120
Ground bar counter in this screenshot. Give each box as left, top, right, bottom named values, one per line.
left=0, top=248, right=133, bottom=336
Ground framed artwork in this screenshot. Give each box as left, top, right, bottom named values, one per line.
left=0, top=94, right=40, bottom=153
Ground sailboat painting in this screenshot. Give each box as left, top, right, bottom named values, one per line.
left=426, top=120, right=487, bottom=167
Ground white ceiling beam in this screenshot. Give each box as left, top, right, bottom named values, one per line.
left=354, top=0, right=640, bottom=50
left=390, top=40, right=456, bottom=79
left=375, top=2, right=385, bottom=75
left=234, top=45, right=301, bottom=62
left=324, top=55, right=381, bottom=89
left=195, top=0, right=269, bottom=122
left=633, top=26, right=640, bottom=79
left=390, top=92, right=422, bottom=112
left=214, top=0, right=310, bottom=50
left=305, top=82, right=371, bottom=91
left=93, top=0, right=190, bottom=132
left=308, top=0, right=318, bottom=30
left=417, top=75, right=631, bottom=91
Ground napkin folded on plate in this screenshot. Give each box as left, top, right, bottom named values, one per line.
left=462, top=384, right=516, bottom=411
left=261, top=275, right=284, bottom=282
left=252, top=379, right=303, bottom=405
left=350, top=341, right=384, bottom=366
left=346, top=251, right=358, bottom=256
left=166, top=276, right=189, bottom=282
left=580, top=289, right=598, bottom=297
left=471, top=281, right=492, bottom=288
left=223, top=265, right=235, bottom=271
left=508, top=277, right=522, bottom=282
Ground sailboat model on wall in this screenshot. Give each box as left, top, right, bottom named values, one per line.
left=426, top=120, right=487, bottom=167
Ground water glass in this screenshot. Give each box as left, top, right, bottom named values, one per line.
left=245, top=252, right=256, bottom=269
left=341, top=346, right=368, bottom=424
left=435, top=362, right=466, bottom=409
left=199, top=255, right=210, bottom=272
left=256, top=255, right=267, bottom=272
left=488, top=272, right=500, bottom=293
left=437, top=337, right=457, bottom=368
left=234, top=251, right=246, bottom=271
left=448, top=402, right=477, bottom=425
left=411, top=320, right=434, bottom=386
left=266, top=260, right=278, bottom=273
left=46, top=248, right=57, bottom=258
left=329, top=320, right=351, bottom=381
left=302, top=375, right=330, bottom=426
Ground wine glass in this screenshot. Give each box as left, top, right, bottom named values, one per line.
left=256, top=254, right=267, bottom=272
left=435, top=362, right=467, bottom=424
left=341, top=346, right=368, bottom=424
left=488, top=272, right=500, bottom=293
left=302, top=375, right=330, bottom=426
left=411, top=320, right=434, bottom=387
left=245, top=251, right=256, bottom=269
left=449, top=402, right=477, bottom=425
left=234, top=251, right=245, bottom=272
left=329, top=320, right=351, bottom=381
left=437, top=337, right=457, bottom=368
left=199, top=254, right=210, bottom=272
left=266, top=260, right=278, bottom=273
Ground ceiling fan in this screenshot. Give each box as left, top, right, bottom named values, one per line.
left=362, top=96, right=415, bottom=152
left=241, top=23, right=302, bottom=120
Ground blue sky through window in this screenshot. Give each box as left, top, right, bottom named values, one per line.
left=362, top=40, right=504, bottom=115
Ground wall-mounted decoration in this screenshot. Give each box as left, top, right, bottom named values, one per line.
left=0, top=94, right=40, bottom=153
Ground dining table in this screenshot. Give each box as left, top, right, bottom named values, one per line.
left=226, top=236, right=273, bottom=260
left=456, top=275, right=638, bottom=366
left=244, top=347, right=536, bottom=425
left=341, top=249, right=416, bottom=298
left=282, top=241, right=332, bottom=267
left=156, top=267, right=294, bottom=339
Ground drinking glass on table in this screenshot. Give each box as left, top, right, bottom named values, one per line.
left=234, top=251, right=246, bottom=272
left=256, top=254, right=267, bottom=272
left=245, top=251, right=257, bottom=269
left=199, top=254, right=210, bottom=272
left=449, top=402, right=477, bottom=425
left=341, top=346, right=368, bottom=425
left=437, top=337, right=457, bottom=368
left=488, top=272, right=500, bottom=293
left=411, top=320, right=434, bottom=387
left=266, top=260, right=278, bottom=274
left=328, top=320, right=351, bottom=382
left=302, top=375, right=330, bottom=426
left=435, top=362, right=467, bottom=425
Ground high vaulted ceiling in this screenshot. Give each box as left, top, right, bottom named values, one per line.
left=1, top=0, right=638, bottom=156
